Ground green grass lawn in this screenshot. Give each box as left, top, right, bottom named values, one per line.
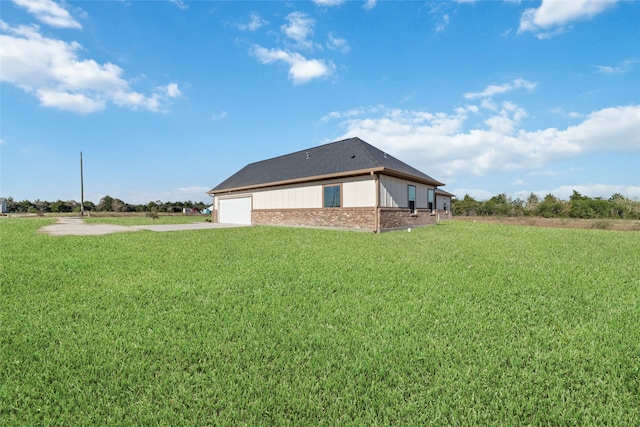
left=1, top=219, right=638, bottom=425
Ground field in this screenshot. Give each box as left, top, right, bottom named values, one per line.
left=1, top=218, right=638, bottom=425
left=453, top=215, right=640, bottom=231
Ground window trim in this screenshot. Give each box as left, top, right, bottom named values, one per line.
left=427, top=188, right=435, bottom=211
left=408, top=184, right=416, bottom=213
left=323, top=183, right=342, bottom=208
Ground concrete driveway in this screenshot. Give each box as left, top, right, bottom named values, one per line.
left=39, top=217, right=248, bottom=236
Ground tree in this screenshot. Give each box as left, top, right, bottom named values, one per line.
left=452, top=194, right=479, bottom=216
left=97, top=195, right=114, bottom=212
left=510, top=198, right=525, bottom=217
left=535, top=194, right=564, bottom=218
left=50, top=200, right=73, bottom=213
left=609, top=193, right=640, bottom=219
left=524, top=193, right=540, bottom=216
left=33, top=199, right=51, bottom=213
left=482, top=193, right=515, bottom=216
left=4, top=197, right=17, bottom=213
left=16, top=199, right=34, bottom=213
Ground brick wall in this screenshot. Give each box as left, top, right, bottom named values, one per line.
left=253, top=208, right=376, bottom=230
left=215, top=207, right=451, bottom=231
left=438, top=210, right=452, bottom=221
left=378, top=208, right=451, bottom=231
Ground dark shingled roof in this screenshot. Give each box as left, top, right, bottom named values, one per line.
left=436, top=188, right=456, bottom=197
left=209, top=137, right=444, bottom=193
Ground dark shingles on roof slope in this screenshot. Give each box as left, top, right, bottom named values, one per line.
left=210, top=137, right=443, bottom=192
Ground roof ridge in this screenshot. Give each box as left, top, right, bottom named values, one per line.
left=246, top=137, right=361, bottom=166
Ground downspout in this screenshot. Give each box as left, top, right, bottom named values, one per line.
left=373, top=171, right=380, bottom=233
left=211, top=193, right=218, bottom=223
left=433, top=186, right=438, bottom=215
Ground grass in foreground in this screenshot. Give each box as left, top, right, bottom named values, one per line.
left=1, top=219, right=638, bottom=425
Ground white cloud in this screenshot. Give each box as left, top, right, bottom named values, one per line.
left=165, top=83, right=181, bottom=98
left=484, top=102, right=527, bottom=134
left=464, top=78, right=537, bottom=99
left=518, top=0, right=618, bottom=38
left=211, top=111, right=227, bottom=121
left=435, top=14, right=450, bottom=32
left=313, top=0, right=346, bottom=6
left=12, top=0, right=81, bottom=29
left=594, top=59, right=638, bottom=74
left=329, top=94, right=639, bottom=179
left=37, top=89, right=105, bottom=114
left=558, top=105, right=640, bottom=152
left=281, top=12, right=316, bottom=50
left=252, top=45, right=334, bottom=84
left=0, top=22, right=180, bottom=114
left=321, top=106, right=381, bottom=122
left=326, top=32, right=350, bottom=53
left=169, top=0, right=188, bottom=10
left=238, top=12, right=268, bottom=32
left=363, top=0, right=377, bottom=10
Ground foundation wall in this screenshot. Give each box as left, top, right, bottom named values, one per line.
left=378, top=208, right=452, bottom=231
left=252, top=208, right=376, bottom=230
left=213, top=207, right=451, bottom=231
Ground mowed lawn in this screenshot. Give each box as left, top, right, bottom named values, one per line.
left=1, top=218, right=638, bottom=425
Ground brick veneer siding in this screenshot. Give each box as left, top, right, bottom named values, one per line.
left=438, top=210, right=452, bottom=221
left=253, top=208, right=376, bottom=230
left=214, top=207, right=451, bottom=231
left=378, top=208, right=451, bottom=231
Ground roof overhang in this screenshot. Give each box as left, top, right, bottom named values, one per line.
left=208, top=167, right=444, bottom=195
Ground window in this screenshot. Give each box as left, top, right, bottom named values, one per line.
left=324, top=185, right=341, bottom=208
left=428, top=189, right=434, bottom=211
left=408, top=185, right=416, bottom=213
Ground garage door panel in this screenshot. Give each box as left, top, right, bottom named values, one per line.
left=219, top=197, right=251, bottom=225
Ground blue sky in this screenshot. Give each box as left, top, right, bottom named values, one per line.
left=1, top=0, right=638, bottom=204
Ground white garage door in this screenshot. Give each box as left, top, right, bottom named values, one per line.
left=219, top=197, right=252, bottom=225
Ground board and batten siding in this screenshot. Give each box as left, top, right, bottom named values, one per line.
left=379, top=175, right=435, bottom=209
left=222, top=175, right=376, bottom=210
left=436, top=194, right=451, bottom=211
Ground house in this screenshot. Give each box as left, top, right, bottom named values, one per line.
left=435, top=188, right=454, bottom=212
left=0, top=198, right=7, bottom=214
left=207, top=137, right=453, bottom=232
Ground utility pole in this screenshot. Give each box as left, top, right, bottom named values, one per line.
left=80, top=151, right=85, bottom=216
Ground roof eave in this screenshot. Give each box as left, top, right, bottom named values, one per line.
left=381, top=168, right=445, bottom=187
left=208, top=167, right=386, bottom=195
left=208, top=167, right=444, bottom=195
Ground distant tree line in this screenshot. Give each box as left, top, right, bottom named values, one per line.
left=2, top=195, right=208, bottom=214
left=452, top=191, right=640, bottom=219
left=5, top=191, right=639, bottom=220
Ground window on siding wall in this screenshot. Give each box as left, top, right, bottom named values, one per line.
left=408, top=185, right=416, bottom=213
left=428, top=189, right=435, bottom=210
left=323, top=185, right=341, bottom=208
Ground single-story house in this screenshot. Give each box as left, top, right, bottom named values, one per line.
left=207, top=137, right=453, bottom=232
left=436, top=188, right=455, bottom=212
